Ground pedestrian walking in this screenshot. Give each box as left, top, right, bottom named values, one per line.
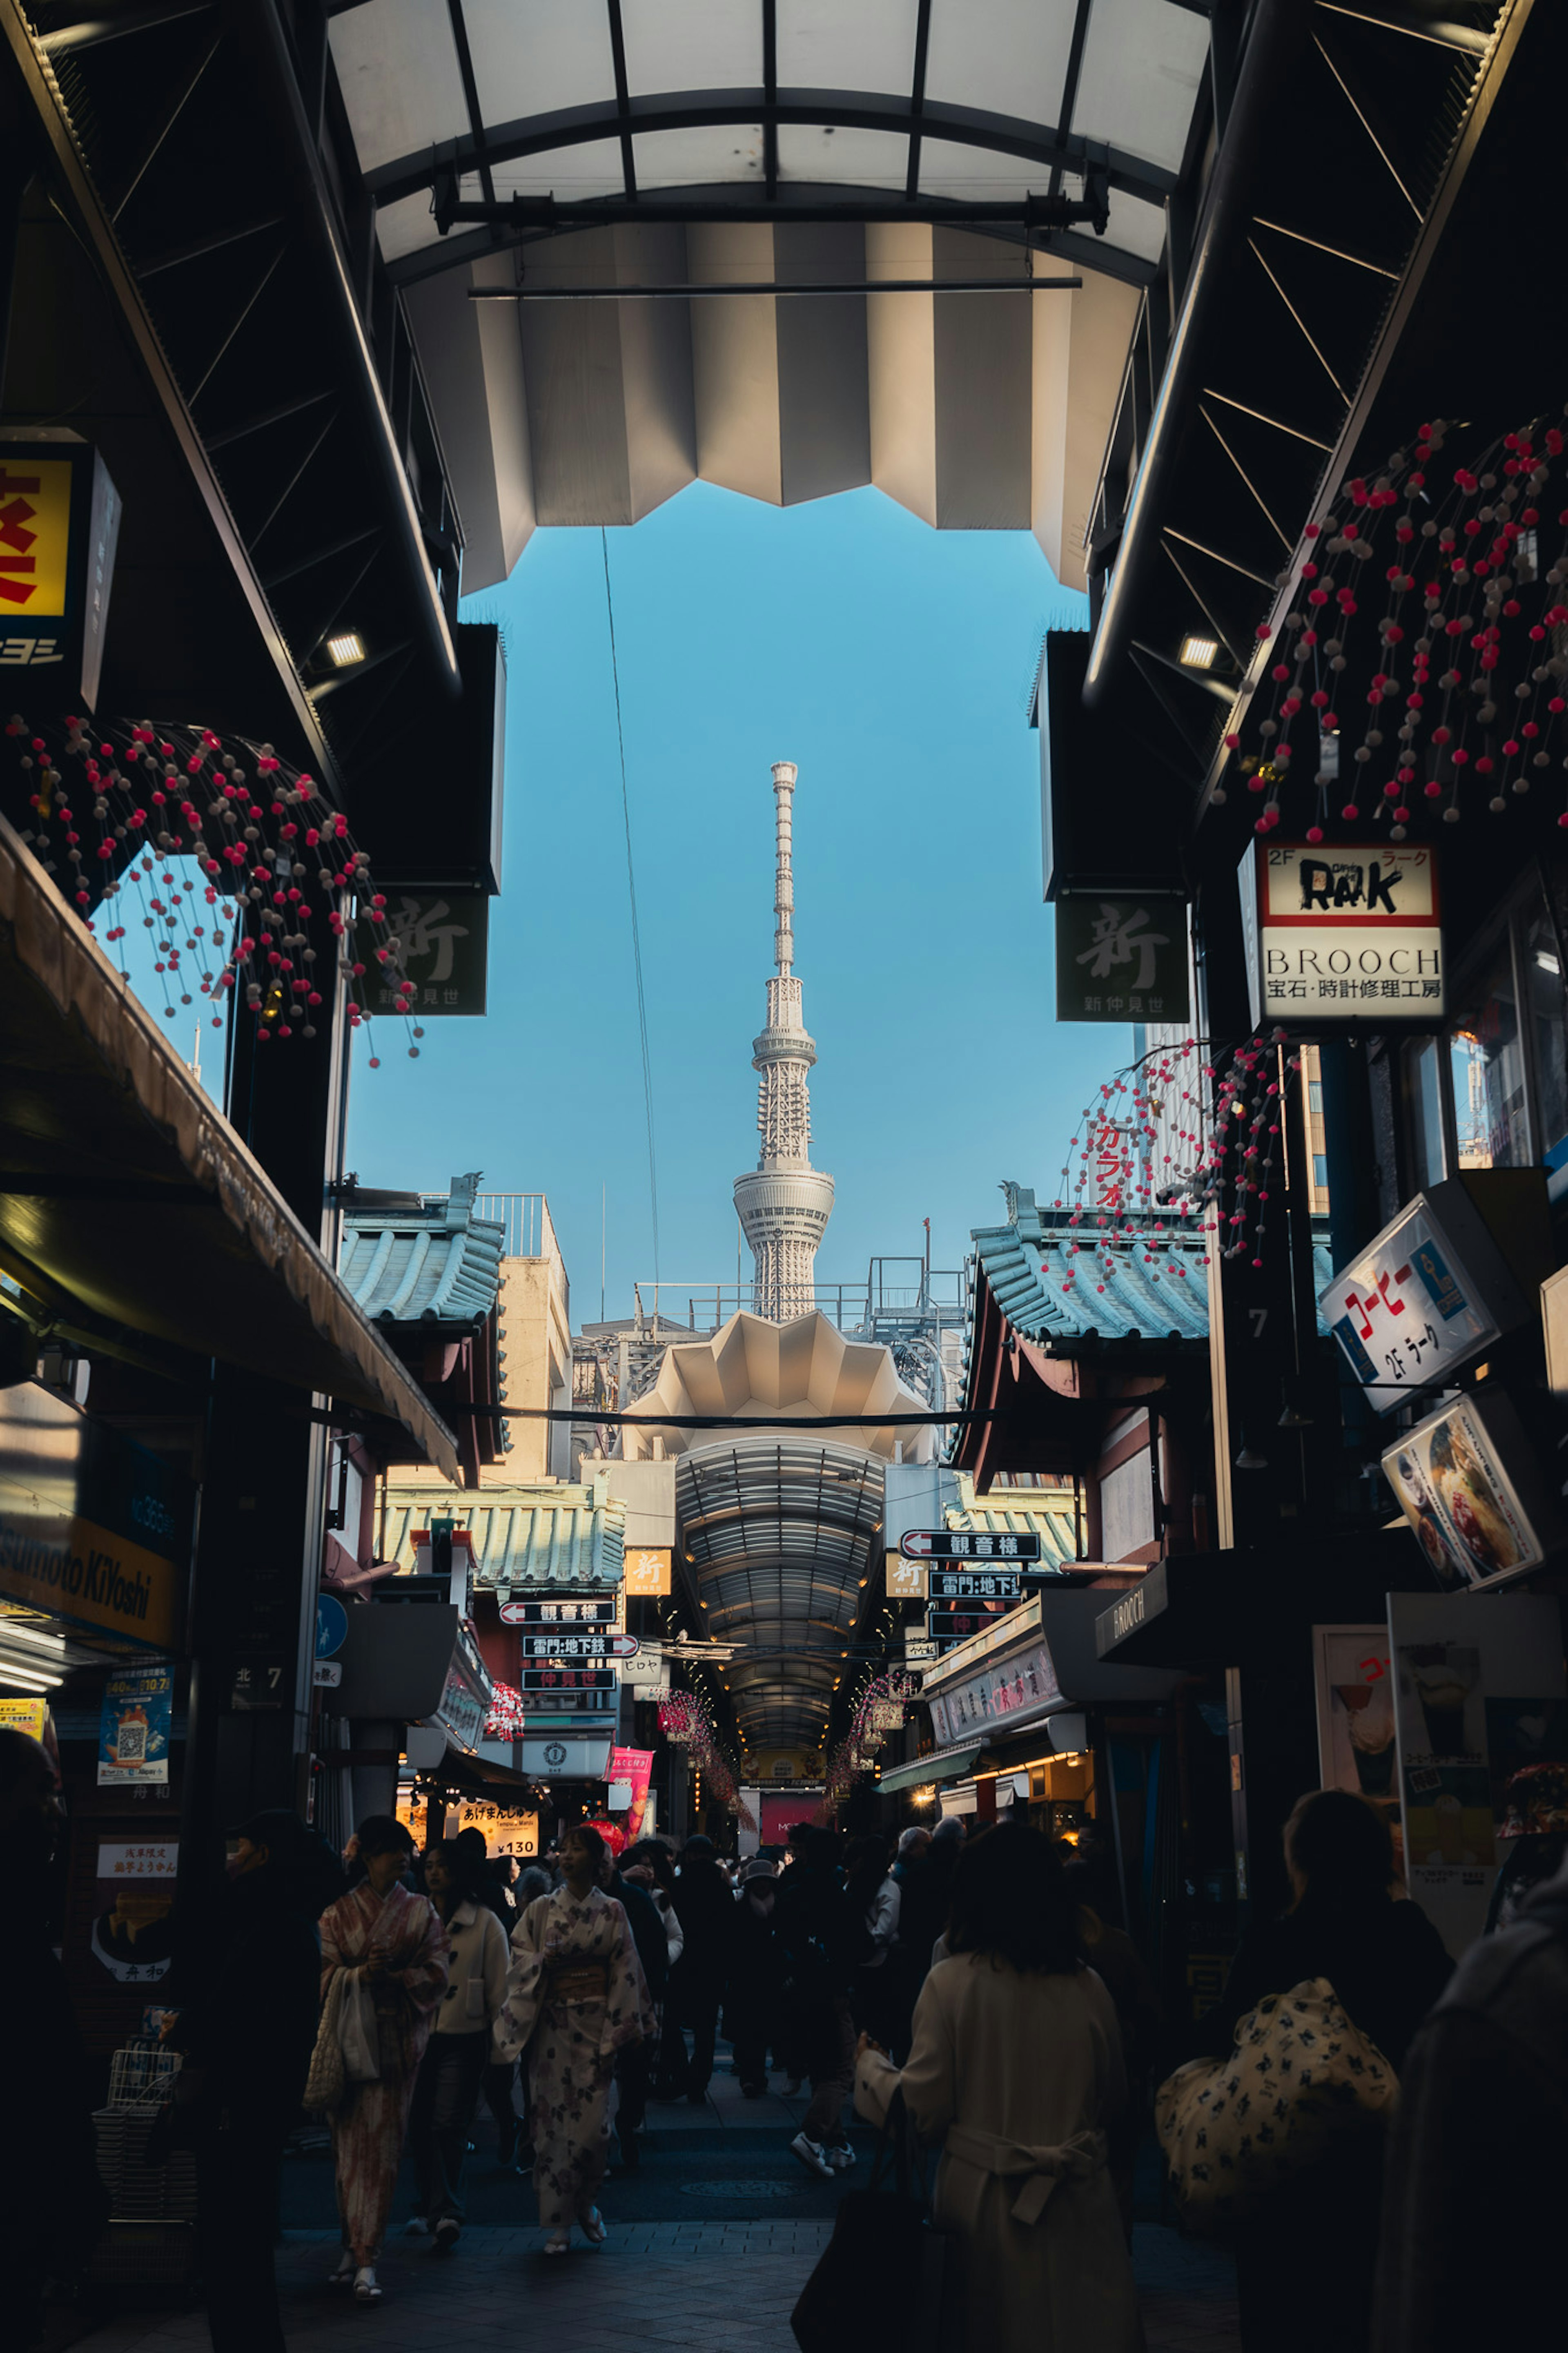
left=896, top=1813, right=964, bottom=1983
left=855, top=1822, right=1138, bottom=2353
left=604, top=1842, right=669, bottom=2167
left=318, top=1815, right=448, bottom=2303
left=1192, top=1789, right=1451, bottom=2353
left=774, top=1825, right=858, bottom=2177
left=725, top=1859, right=783, bottom=2095
left=622, top=1838, right=685, bottom=1971
left=406, top=1840, right=510, bottom=2253
left=455, top=1826, right=512, bottom=1921
left=659, top=1832, right=735, bottom=2103
left=1374, top=1845, right=1568, bottom=2353
left=490, top=1853, right=522, bottom=1923
left=167, top=1809, right=342, bottom=2353
left=884, top=1826, right=932, bottom=2061
left=494, top=1824, right=653, bottom=2255
left=845, top=1832, right=901, bottom=2048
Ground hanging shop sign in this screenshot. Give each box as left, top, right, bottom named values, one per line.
left=928, top=1568, right=1025, bottom=1602
left=374, top=892, right=489, bottom=1018
left=1054, top=893, right=1190, bottom=1024
left=1381, top=1390, right=1566, bottom=1594
left=887, top=1556, right=929, bottom=1601
left=621, top=1640, right=670, bottom=1696
left=499, top=1595, right=617, bottom=1625
left=1319, top=1180, right=1529, bottom=1412
left=1238, top=841, right=1443, bottom=1028
left=98, top=1662, right=173, bottom=1786
left=454, top=1798, right=539, bottom=1859
left=900, top=1529, right=1042, bottom=1562
left=91, top=1838, right=176, bottom=1983
left=0, top=438, right=121, bottom=703
left=1387, top=1591, right=1567, bottom=1957
left=608, top=1746, right=655, bottom=1837
left=520, top=1632, right=615, bottom=1660
left=926, top=1634, right=1067, bottom=1748
left=623, top=1547, right=673, bottom=1597
left=519, top=1667, right=616, bottom=1692
left=0, top=1383, right=188, bottom=1653
left=430, top=1621, right=493, bottom=1755
left=521, top=1732, right=615, bottom=1780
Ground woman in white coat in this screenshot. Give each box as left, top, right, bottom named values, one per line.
left=855, top=1823, right=1139, bottom=2353
left=407, top=1840, right=510, bottom=2252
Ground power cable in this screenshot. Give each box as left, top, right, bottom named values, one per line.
left=601, top=527, right=660, bottom=1282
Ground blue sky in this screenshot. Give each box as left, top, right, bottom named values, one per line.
left=120, top=482, right=1132, bottom=1317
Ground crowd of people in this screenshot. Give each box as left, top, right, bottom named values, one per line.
left=6, top=1719, right=1566, bottom=2353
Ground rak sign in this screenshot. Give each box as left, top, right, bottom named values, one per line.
left=1238, top=841, right=1443, bottom=1027
left=0, top=439, right=121, bottom=707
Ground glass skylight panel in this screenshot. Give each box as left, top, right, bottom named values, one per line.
left=634, top=123, right=766, bottom=188
left=1101, top=185, right=1169, bottom=262
left=330, top=0, right=470, bottom=174
left=915, top=138, right=1041, bottom=204
left=924, top=0, right=1075, bottom=130
left=777, top=0, right=921, bottom=97
left=374, top=187, right=453, bottom=263
left=621, top=0, right=762, bottom=95
left=777, top=123, right=908, bottom=188
left=1073, top=0, right=1210, bottom=173
left=463, top=0, right=617, bottom=128
left=490, top=141, right=630, bottom=200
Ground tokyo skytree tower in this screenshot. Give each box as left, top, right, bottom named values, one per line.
left=733, top=762, right=835, bottom=1321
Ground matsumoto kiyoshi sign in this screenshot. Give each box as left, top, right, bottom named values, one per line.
left=0, top=1383, right=187, bottom=1652
left=1239, top=841, right=1444, bottom=1027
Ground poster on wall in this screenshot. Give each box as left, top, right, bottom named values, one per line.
left=608, top=1746, right=655, bottom=1840
left=453, top=1798, right=539, bottom=1860
left=91, top=1839, right=176, bottom=1982
left=1312, top=1625, right=1401, bottom=1868
left=1382, top=1388, right=1566, bottom=1592
left=1387, top=1591, right=1566, bottom=1956
left=98, top=1663, right=172, bottom=1785
left=0, top=1693, right=48, bottom=1740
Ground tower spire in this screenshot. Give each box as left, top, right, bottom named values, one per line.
left=733, top=762, right=834, bottom=1321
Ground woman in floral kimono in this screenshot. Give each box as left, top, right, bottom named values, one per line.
left=494, top=1824, right=653, bottom=2253
left=318, top=1816, right=447, bottom=2303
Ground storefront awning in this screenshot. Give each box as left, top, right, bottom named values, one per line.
left=1093, top=1534, right=1434, bottom=1670
left=879, top=1744, right=983, bottom=1795
left=0, top=818, right=460, bottom=1480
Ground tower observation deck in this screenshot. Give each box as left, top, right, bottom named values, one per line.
left=733, top=763, right=835, bottom=1322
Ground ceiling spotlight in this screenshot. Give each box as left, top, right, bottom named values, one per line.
left=1179, top=634, right=1218, bottom=671
left=326, top=631, right=365, bottom=669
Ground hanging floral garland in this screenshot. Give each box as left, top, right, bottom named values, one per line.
left=1215, top=410, right=1568, bottom=840
left=657, top=1686, right=748, bottom=1819
left=2, top=711, right=424, bottom=1065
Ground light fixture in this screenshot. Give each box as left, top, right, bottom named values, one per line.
left=1179, top=634, right=1218, bottom=671
left=1234, top=1444, right=1269, bottom=1472
left=326, top=631, right=365, bottom=669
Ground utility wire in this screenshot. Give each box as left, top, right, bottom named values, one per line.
left=601, top=527, right=660, bottom=1282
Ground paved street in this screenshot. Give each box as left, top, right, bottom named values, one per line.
left=68, top=2065, right=1239, bottom=2353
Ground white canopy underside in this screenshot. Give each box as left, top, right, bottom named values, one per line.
left=324, top=0, right=1210, bottom=591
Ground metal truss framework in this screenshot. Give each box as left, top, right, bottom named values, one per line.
left=1077, top=0, right=1518, bottom=798
left=6, top=0, right=464, bottom=798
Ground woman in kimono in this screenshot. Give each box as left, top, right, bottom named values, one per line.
left=318, top=1815, right=447, bottom=2303
left=855, top=1822, right=1138, bottom=2353
left=494, top=1823, right=653, bottom=2253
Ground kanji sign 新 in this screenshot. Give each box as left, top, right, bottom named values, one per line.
left=1054, top=893, right=1189, bottom=1024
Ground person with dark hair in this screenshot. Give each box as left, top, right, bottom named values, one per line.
left=318, top=1815, right=448, bottom=2302
left=725, top=1859, right=783, bottom=2096
left=1, top=1728, right=107, bottom=2349
left=658, top=1833, right=736, bottom=2104
left=896, top=1813, right=965, bottom=1992
left=406, top=1840, right=510, bottom=2251
left=845, top=1833, right=901, bottom=2048
left=855, top=1822, right=1138, bottom=2353
left=775, top=1825, right=858, bottom=2178
left=454, top=1825, right=512, bottom=1922
left=1193, top=1788, right=1452, bottom=2353
left=602, top=1841, right=669, bottom=2167
left=494, top=1823, right=653, bottom=2254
